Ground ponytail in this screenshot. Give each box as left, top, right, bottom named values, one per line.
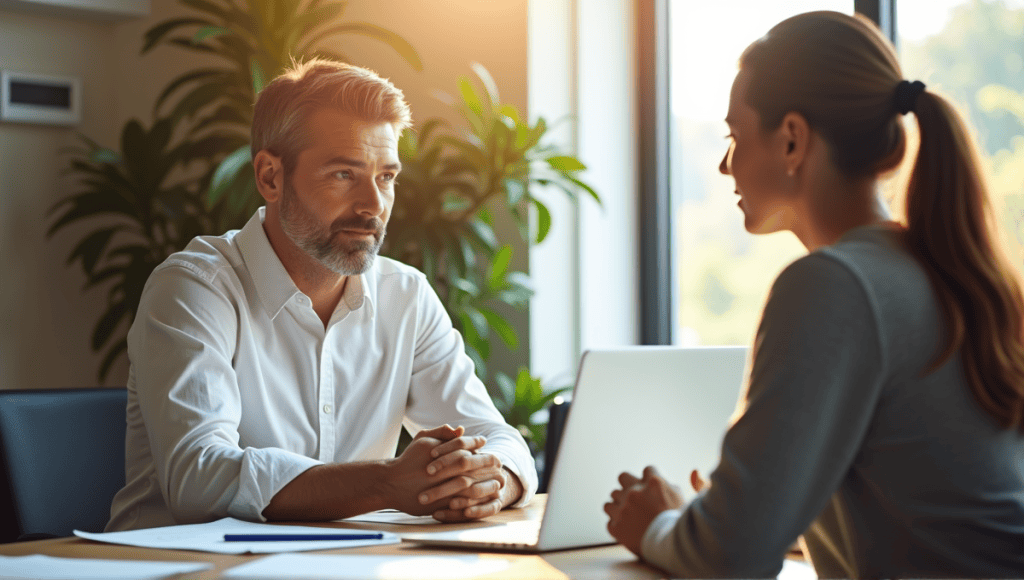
left=905, top=91, right=1024, bottom=431
left=741, top=11, right=1024, bottom=431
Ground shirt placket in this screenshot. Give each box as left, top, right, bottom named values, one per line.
left=317, top=325, right=336, bottom=462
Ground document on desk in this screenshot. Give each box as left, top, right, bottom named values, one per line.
left=338, top=509, right=440, bottom=525
left=223, top=553, right=512, bottom=579
left=73, top=517, right=400, bottom=554
left=0, top=554, right=212, bottom=580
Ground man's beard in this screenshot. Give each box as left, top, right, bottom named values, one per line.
left=279, top=180, right=386, bottom=276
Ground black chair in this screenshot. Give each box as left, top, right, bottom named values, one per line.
left=539, top=398, right=571, bottom=494
left=0, top=388, right=127, bottom=542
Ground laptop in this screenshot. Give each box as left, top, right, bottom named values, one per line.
left=404, top=346, right=748, bottom=552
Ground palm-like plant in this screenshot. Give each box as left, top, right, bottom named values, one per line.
left=142, top=0, right=423, bottom=233
left=49, top=119, right=219, bottom=379
left=385, top=64, right=599, bottom=380
left=49, top=0, right=422, bottom=380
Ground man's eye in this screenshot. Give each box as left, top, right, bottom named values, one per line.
left=333, top=170, right=352, bottom=180
left=379, top=173, right=395, bottom=182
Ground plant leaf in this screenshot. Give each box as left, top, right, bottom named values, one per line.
left=470, top=62, right=500, bottom=106
left=546, top=155, right=586, bottom=172
left=301, top=22, right=423, bottom=71
left=504, top=177, right=526, bottom=206
left=206, top=145, right=252, bottom=206
left=533, top=198, right=552, bottom=244
left=489, top=244, right=512, bottom=289
left=142, top=17, right=212, bottom=53
left=481, top=308, right=518, bottom=350
left=192, top=25, right=230, bottom=44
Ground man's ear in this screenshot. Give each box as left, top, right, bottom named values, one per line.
left=253, top=150, right=284, bottom=203
left=779, top=112, right=810, bottom=177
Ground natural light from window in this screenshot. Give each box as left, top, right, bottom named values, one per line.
left=670, top=0, right=1024, bottom=347
left=669, top=1, right=851, bottom=347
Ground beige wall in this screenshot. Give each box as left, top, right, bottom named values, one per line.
left=0, top=0, right=529, bottom=389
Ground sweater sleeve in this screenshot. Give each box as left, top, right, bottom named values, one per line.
left=641, top=253, right=887, bottom=577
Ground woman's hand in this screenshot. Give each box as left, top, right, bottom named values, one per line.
left=604, top=466, right=685, bottom=556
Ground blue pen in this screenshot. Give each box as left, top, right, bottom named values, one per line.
left=224, top=533, right=384, bottom=542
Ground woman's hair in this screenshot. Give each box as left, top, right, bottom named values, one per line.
left=740, top=11, right=1024, bottom=430
left=251, top=58, right=413, bottom=174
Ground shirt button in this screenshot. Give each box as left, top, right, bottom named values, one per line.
left=323, top=404, right=332, bottom=414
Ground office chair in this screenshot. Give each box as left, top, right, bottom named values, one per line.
left=0, top=388, right=127, bottom=542
left=539, top=398, right=571, bottom=494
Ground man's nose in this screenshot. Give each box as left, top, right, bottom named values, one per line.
left=354, top=180, right=386, bottom=217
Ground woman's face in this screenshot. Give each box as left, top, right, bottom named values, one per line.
left=719, top=69, right=794, bottom=234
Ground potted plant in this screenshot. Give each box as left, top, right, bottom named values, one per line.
left=48, top=0, right=598, bottom=452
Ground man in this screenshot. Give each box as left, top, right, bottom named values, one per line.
left=106, top=59, right=537, bottom=531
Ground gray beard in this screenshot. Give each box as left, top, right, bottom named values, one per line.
left=279, top=183, right=386, bottom=276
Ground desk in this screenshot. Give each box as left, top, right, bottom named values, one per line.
left=0, top=495, right=667, bottom=579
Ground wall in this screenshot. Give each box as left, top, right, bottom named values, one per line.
left=0, top=6, right=123, bottom=389
left=0, top=0, right=530, bottom=389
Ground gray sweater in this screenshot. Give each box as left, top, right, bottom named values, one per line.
left=641, top=224, right=1024, bottom=578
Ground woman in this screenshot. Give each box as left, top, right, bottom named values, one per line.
left=604, top=11, right=1024, bottom=578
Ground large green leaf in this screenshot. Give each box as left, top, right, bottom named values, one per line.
left=546, top=155, right=586, bottom=172
left=299, top=22, right=424, bottom=71
left=154, top=68, right=230, bottom=115
left=481, top=308, right=518, bottom=350
left=533, top=198, right=552, bottom=244
left=489, top=245, right=512, bottom=289
left=67, top=226, right=123, bottom=275
left=142, top=17, right=212, bottom=53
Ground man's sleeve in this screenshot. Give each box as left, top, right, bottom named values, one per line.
left=402, top=275, right=538, bottom=506
left=129, top=262, right=322, bottom=523
left=641, top=254, right=886, bottom=577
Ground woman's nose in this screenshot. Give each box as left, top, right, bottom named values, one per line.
left=719, top=149, right=730, bottom=175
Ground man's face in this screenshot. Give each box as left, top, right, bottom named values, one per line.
left=279, top=108, right=401, bottom=276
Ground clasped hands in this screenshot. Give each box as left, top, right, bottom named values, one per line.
left=604, top=466, right=705, bottom=556
left=386, top=424, right=519, bottom=522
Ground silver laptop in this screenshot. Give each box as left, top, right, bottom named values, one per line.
left=404, top=346, right=748, bottom=552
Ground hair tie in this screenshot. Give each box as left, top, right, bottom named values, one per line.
left=895, top=80, right=926, bottom=115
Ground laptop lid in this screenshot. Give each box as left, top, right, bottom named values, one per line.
left=404, top=346, right=748, bottom=552
left=535, top=346, right=747, bottom=551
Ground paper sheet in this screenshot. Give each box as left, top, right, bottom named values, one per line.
left=339, top=509, right=440, bottom=525
left=223, top=553, right=511, bottom=580
left=0, top=554, right=212, bottom=580
left=74, top=517, right=400, bottom=554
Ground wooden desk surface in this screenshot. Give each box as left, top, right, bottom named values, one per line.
left=0, top=495, right=668, bottom=579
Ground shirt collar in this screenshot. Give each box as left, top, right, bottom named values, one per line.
left=237, top=207, right=377, bottom=320
left=236, top=208, right=300, bottom=319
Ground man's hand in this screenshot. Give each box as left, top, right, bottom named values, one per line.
left=413, top=425, right=523, bottom=522
left=604, top=466, right=684, bottom=556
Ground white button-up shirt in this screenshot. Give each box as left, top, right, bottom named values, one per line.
left=107, top=208, right=537, bottom=531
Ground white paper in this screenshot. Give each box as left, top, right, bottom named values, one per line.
left=223, top=553, right=511, bottom=580
left=778, top=559, right=817, bottom=580
left=339, top=509, right=440, bottom=525
left=0, top=554, right=212, bottom=580
left=73, top=517, right=400, bottom=554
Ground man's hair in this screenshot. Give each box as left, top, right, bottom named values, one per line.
left=251, top=58, right=413, bottom=173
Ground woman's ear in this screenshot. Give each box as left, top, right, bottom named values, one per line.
left=253, top=150, right=284, bottom=203
left=779, top=112, right=810, bottom=177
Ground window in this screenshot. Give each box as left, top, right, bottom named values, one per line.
left=666, top=1, right=854, bottom=347
left=895, top=0, right=1024, bottom=275
left=647, top=0, right=1024, bottom=346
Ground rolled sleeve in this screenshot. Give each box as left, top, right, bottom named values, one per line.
left=131, top=262, right=321, bottom=523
